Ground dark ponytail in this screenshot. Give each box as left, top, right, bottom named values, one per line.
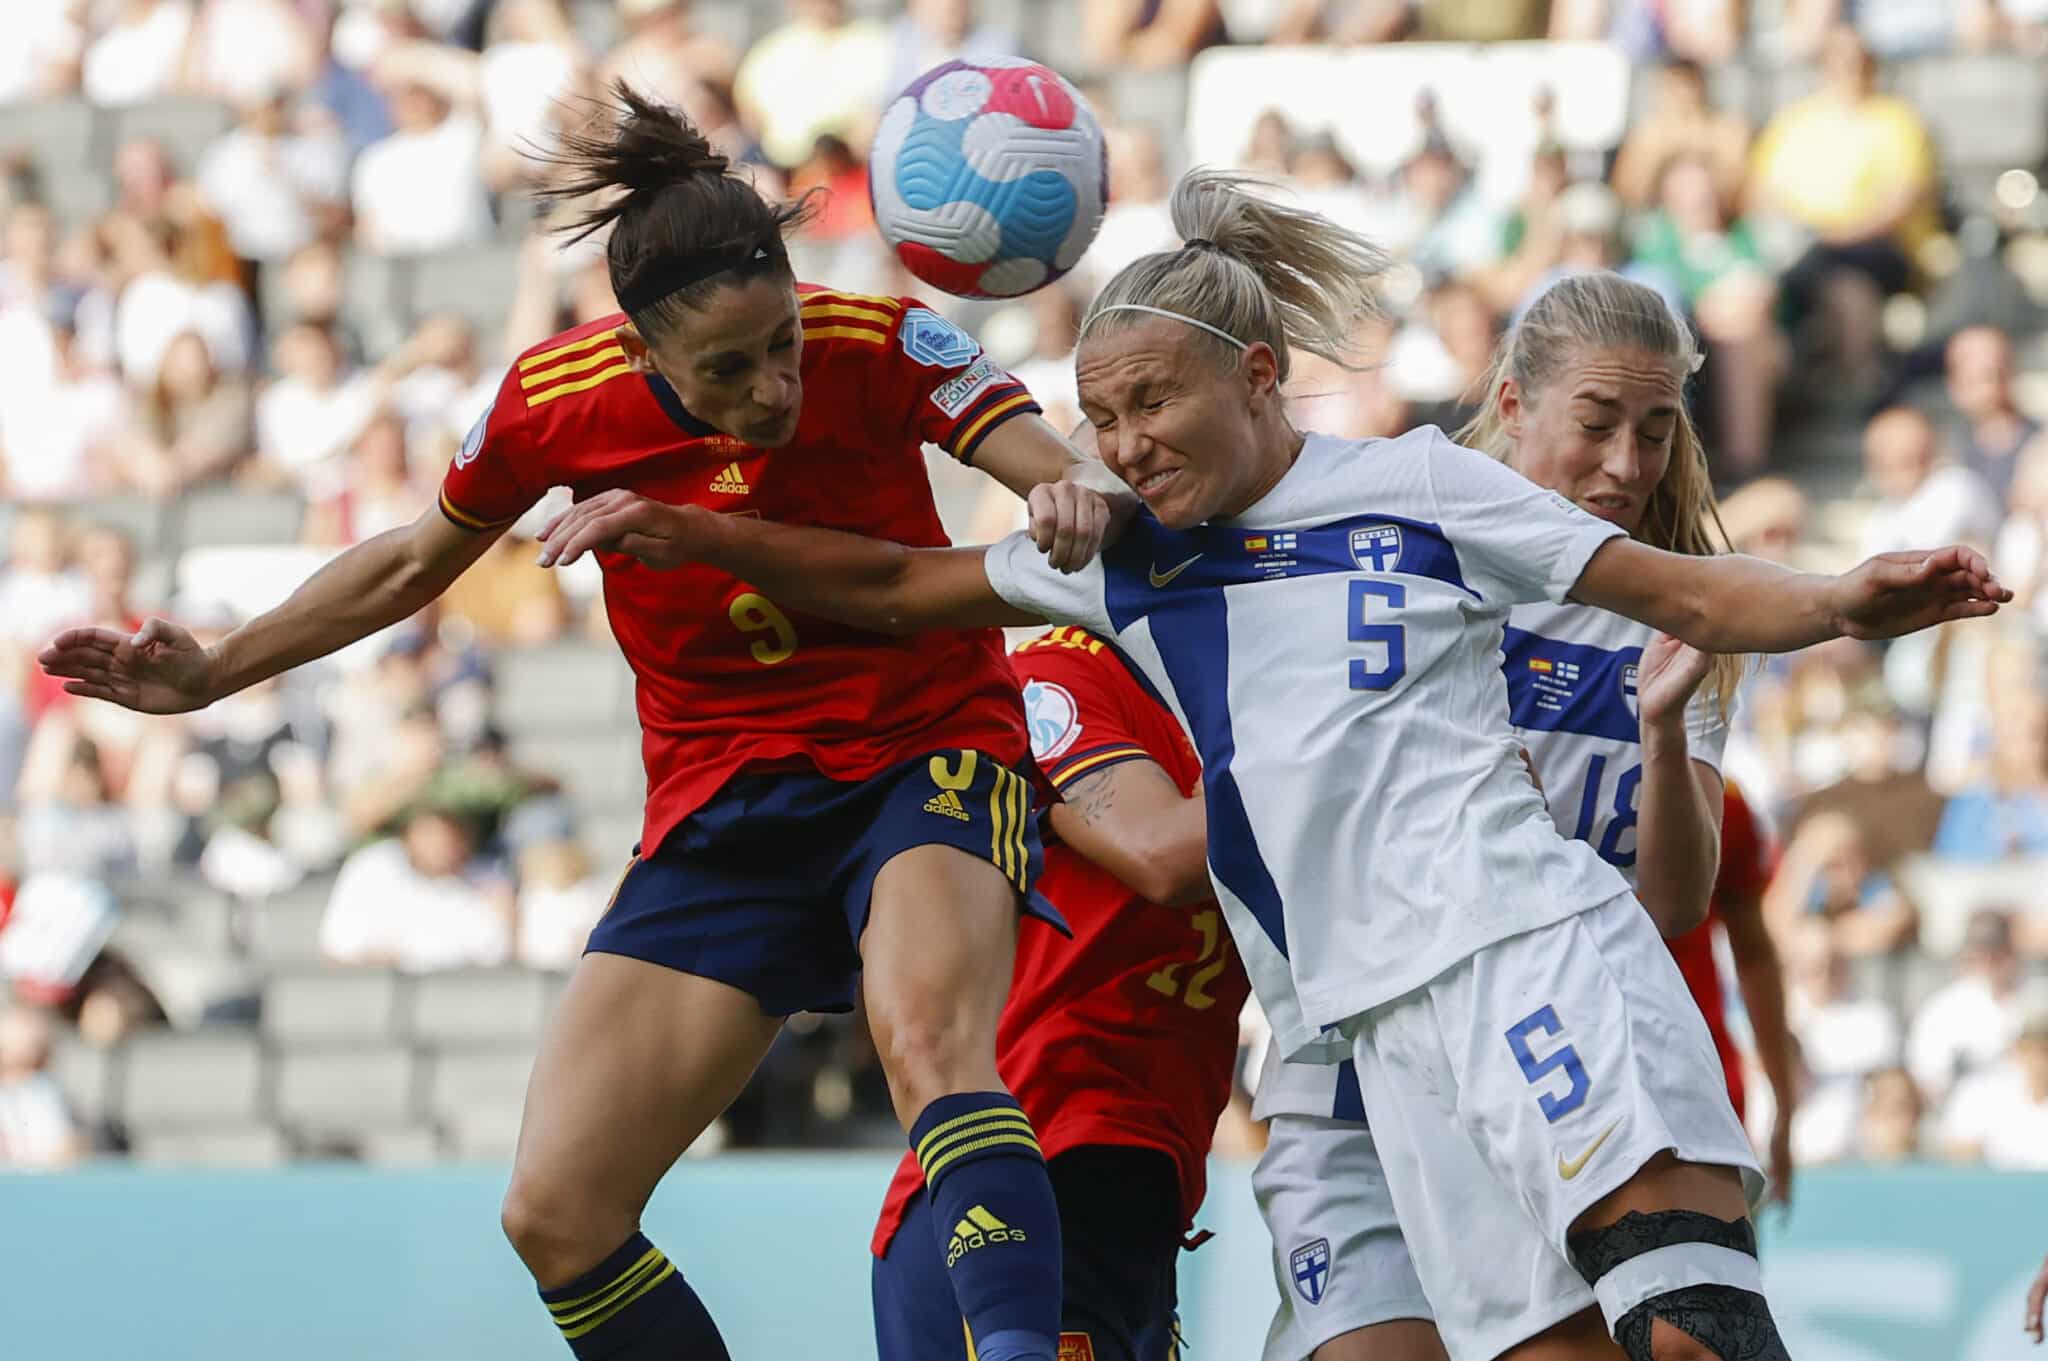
left=534, top=81, right=819, bottom=338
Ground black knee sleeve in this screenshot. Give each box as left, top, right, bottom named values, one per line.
left=1613, top=1283, right=1791, bottom=1361
left=1567, top=1211, right=1790, bottom=1361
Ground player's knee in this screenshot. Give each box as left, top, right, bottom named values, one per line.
left=869, top=1000, right=995, bottom=1116
left=500, top=1176, right=630, bottom=1286
left=1567, top=1211, right=1789, bottom=1361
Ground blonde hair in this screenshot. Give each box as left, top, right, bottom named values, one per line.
left=1078, top=169, right=1389, bottom=381
left=1455, top=272, right=1745, bottom=716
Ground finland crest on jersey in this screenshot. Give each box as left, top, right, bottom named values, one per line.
left=1254, top=596, right=1731, bottom=1119
left=983, top=426, right=1642, bottom=1061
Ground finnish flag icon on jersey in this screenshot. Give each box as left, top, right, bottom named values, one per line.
left=1621, top=661, right=1640, bottom=721
left=1290, top=1237, right=1331, bottom=1305
left=1349, top=523, right=1403, bottom=572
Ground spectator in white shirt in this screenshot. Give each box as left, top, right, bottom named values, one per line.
left=253, top=321, right=378, bottom=500
left=883, top=0, right=1017, bottom=105
left=195, top=88, right=349, bottom=266
left=1789, top=919, right=1903, bottom=1082
left=0, top=1, right=86, bottom=103
left=0, top=288, right=132, bottom=502
left=1908, top=908, right=2045, bottom=1100
left=319, top=805, right=514, bottom=973
left=179, top=0, right=316, bottom=106
left=0, top=1007, right=83, bottom=1169
left=733, top=0, right=890, bottom=169
left=0, top=508, right=91, bottom=648
left=107, top=212, right=254, bottom=384
left=351, top=74, right=492, bottom=257
left=81, top=0, right=193, bottom=107
left=515, top=837, right=611, bottom=970
left=1857, top=405, right=2004, bottom=561
left=1940, top=1012, right=2048, bottom=1169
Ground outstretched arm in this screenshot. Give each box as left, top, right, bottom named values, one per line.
left=1571, top=539, right=2008, bottom=653
left=1631, top=633, right=1724, bottom=936
left=41, top=507, right=502, bottom=713
left=536, top=493, right=1045, bottom=634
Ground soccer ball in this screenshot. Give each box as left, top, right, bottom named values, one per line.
left=869, top=57, right=1107, bottom=299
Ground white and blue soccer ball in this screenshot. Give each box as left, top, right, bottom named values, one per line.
left=869, top=57, right=1107, bottom=299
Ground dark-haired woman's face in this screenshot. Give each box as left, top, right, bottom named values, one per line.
left=638, top=276, right=804, bottom=448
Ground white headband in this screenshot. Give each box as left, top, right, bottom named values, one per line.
left=1085, top=303, right=1248, bottom=351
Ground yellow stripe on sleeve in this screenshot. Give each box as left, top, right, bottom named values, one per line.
left=952, top=392, right=1033, bottom=455
left=800, top=301, right=898, bottom=326
left=518, top=328, right=622, bottom=373
left=438, top=489, right=516, bottom=533
left=526, top=359, right=636, bottom=407
left=520, top=344, right=627, bottom=391
left=801, top=324, right=888, bottom=346
left=1051, top=747, right=1150, bottom=788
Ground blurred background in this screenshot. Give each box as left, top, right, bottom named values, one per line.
left=2, top=1, right=2048, bottom=1357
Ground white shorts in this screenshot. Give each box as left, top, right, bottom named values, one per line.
left=1253, top=1115, right=1434, bottom=1361
left=1345, top=893, right=1763, bottom=1361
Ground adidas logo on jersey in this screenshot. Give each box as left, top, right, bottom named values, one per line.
left=923, top=789, right=970, bottom=821
left=946, top=1206, right=1022, bottom=1267
left=709, top=462, right=750, bottom=495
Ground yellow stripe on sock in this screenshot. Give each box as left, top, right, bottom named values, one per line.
left=558, top=1262, right=677, bottom=1339
left=920, top=1117, right=1038, bottom=1172
left=914, top=1108, right=1030, bottom=1169
left=546, top=1247, right=663, bottom=1317
left=922, top=1132, right=1044, bottom=1186
left=550, top=1255, right=667, bottom=1330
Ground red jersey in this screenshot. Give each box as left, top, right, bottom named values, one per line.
left=440, top=286, right=1040, bottom=854
left=872, top=627, right=1251, bottom=1255
left=1666, top=780, right=1774, bottom=1120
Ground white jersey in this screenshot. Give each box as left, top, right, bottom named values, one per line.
left=983, top=426, right=1631, bottom=1060
left=1253, top=597, right=1731, bottom=1119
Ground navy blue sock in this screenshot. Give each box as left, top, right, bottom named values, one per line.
left=538, top=1232, right=730, bottom=1360
left=910, top=1091, right=1062, bottom=1361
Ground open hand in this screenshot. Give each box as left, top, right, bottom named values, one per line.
left=1029, top=459, right=1136, bottom=574
left=38, top=618, right=219, bottom=714
left=536, top=490, right=707, bottom=570
left=1834, top=546, right=2009, bottom=640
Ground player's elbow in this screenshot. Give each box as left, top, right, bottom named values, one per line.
left=1125, top=830, right=1211, bottom=907
left=1641, top=882, right=1712, bottom=937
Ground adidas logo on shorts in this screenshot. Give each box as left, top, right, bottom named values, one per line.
left=709, top=461, right=750, bottom=495
left=946, top=1206, right=1022, bottom=1267
left=923, top=789, right=970, bottom=821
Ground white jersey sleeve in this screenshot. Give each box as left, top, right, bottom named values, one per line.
left=1683, top=689, right=1730, bottom=774
left=1421, top=431, right=1625, bottom=606
left=982, top=530, right=1115, bottom=637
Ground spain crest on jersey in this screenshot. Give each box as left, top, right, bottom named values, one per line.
left=1349, top=523, right=1402, bottom=573
left=1621, top=660, right=1640, bottom=721
left=1291, top=1237, right=1331, bottom=1305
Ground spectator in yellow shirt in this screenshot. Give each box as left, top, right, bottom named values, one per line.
left=1749, top=25, right=1938, bottom=377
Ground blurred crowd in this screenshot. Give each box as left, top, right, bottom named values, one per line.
left=2, top=0, right=2048, bottom=1173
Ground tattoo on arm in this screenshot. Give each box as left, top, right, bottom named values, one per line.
left=1062, top=759, right=1179, bottom=826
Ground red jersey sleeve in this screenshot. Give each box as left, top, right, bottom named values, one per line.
left=437, top=367, right=546, bottom=533
left=1715, top=780, right=1774, bottom=903
left=1012, top=627, right=1157, bottom=791
left=877, top=299, right=1040, bottom=466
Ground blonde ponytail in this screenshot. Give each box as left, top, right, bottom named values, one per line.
left=1080, top=169, right=1388, bottom=379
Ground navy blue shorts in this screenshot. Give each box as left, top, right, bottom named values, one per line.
left=584, top=748, right=1052, bottom=1016
left=872, top=1146, right=1185, bottom=1361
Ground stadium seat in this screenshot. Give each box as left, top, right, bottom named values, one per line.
left=403, top=243, right=525, bottom=338
left=65, top=494, right=172, bottom=558
left=358, top=1125, right=443, bottom=1166
left=339, top=249, right=410, bottom=358
left=261, top=969, right=406, bottom=1044
left=1031, top=0, right=1094, bottom=78
left=116, top=1030, right=267, bottom=1129
left=685, top=0, right=761, bottom=52
left=582, top=806, right=644, bottom=861
left=251, top=880, right=336, bottom=965
left=1895, top=56, right=2047, bottom=176
left=131, top=1125, right=291, bottom=1168
left=493, top=643, right=634, bottom=734
left=175, top=485, right=305, bottom=548
left=444, top=1105, right=524, bottom=1161
left=0, top=99, right=99, bottom=225
left=410, top=968, right=552, bottom=1045
left=273, top=1044, right=420, bottom=1133
left=97, top=98, right=234, bottom=176
left=49, top=1029, right=111, bottom=1129
left=510, top=730, right=645, bottom=812
left=423, top=1046, right=535, bottom=1121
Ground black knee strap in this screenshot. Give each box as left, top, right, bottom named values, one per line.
left=1614, top=1283, right=1791, bottom=1361
left=1566, top=1209, right=1757, bottom=1285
